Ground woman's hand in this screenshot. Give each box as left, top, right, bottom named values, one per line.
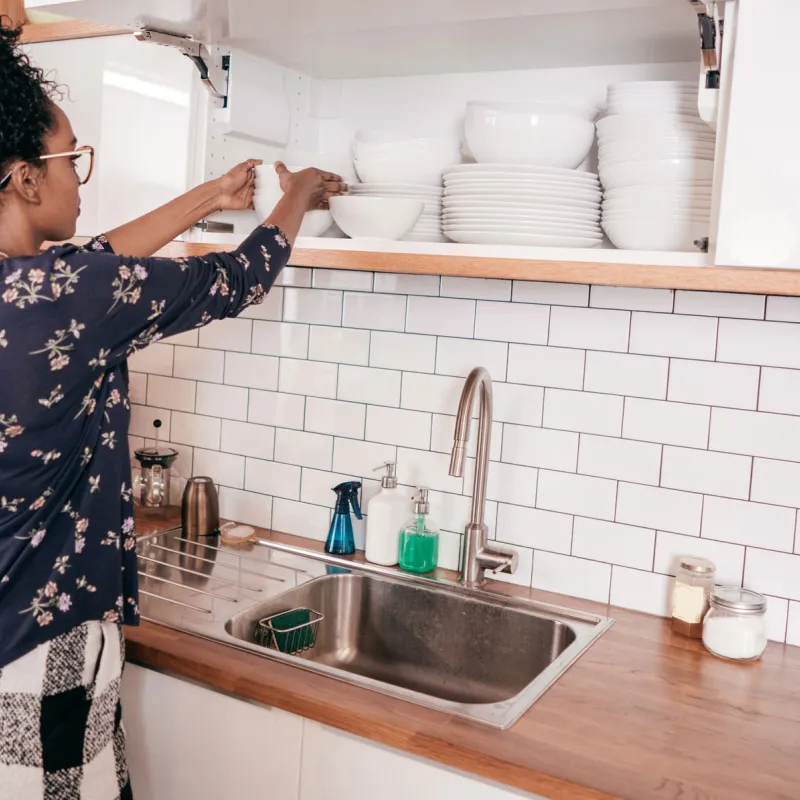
left=275, top=162, right=348, bottom=210
left=216, top=160, right=263, bottom=212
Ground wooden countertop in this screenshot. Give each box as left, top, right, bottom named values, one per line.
left=130, top=511, right=800, bottom=800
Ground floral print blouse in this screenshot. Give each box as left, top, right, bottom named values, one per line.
left=0, top=225, right=290, bottom=668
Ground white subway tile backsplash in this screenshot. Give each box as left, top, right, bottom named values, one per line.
left=171, top=411, right=220, bottom=451
left=590, top=286, right=674, bottom=313
left=333, top=438, right=396, bottom=478
left=338, top=365, right=401, bottom=407
left=717, top=319, right=800, bottom=369
left=221, top=420, right=275, bottom=460
left=764, top=596, right=788, bottom=643
left=305, top=397, right=366, bottom=439
left=129, top=405, right=171, bottom=440
left=660, top=446, right=751, bottom=500
left=750, top=458, right=800, bottom=508
left=654, top=530, right=744, bottom=584
left=493, top=383, right=544, bottom=428
left=196, top=382, right=249, bottom=421
left=744, top=549, right=800, bottom=602
left=759, top=368, right=800, bottom=415
left=274, top=428, right=333, bottom=470
left=373, top=272, right=440, bottom=296
left=701, top=496, right=795, bottom=552
left=543, top=389, right=623, bottom=436
left=224, top=352, right=279, bottom=391
left=533, top=551, right=611, bottom=603
left=629, top=313, right=717, bottom=360
left=502, top=424, right=579, bottom=472
left=435, top=337, right=508, bottom=381
left=537, top=470, right=616, bottom=520
left=512, top=281, right=588, bottom=307
left=474, top=302, right=549, bottom=345
left=199, top=318, right=252, bottom=353
left=308, top=326, right=370, bottom=366
left=274, top=267, right=312, bottom=288
left=366, top=406, right=431, bottom=450
left=710, top=407, right=800, bottom=462
left=174, top=346, right=225, bottom=383
left=405, top=296, right=475, bottom=338
left=279, top=358, right=338, bottom=398
left=146, top=376, right=195, bottom=413
left=610, top=568, right=671, bottom=616
left=572, top=518, right=655, bottom=570
left=480, top=461, right=538, bottom=507
left=300, top=468, right=354, bottom=508
left=219, top=487, right=272, bottom=529
left=193, top=448, right=244, bottom=490
left=313, top=268, right=373, bottom=291
left=164, top=329, right=198, bottom=347
left=245, top=457, right=301, bottom=500
left=129, top=343, right=173, bottom=376
left=496, top=505, right=572, bottom=554
left=623, top=398, right=709, bottom=448
left=252, top=321, right=309, bottom=359
left=674, top=291, right=765, bottom=320
left=616, top=483, right=702, bottom=536
left=397, top=448, right=463, bottom=494
left=272, top=498, right=330, bottom=540
left=370, top=331, right=436, bottom=373
left=128, top=372, right=147, bottom=405
left=441, top=276, right=511, bottom=301
left=766, top=296, right=800, bottom=323
left=240, top=286, right=283, bottom=320
left=248, top=390, right=305, bottom=430
left=788, top=602, right=800, bottom=646
left=668, top=360, right=759, bottom=410
left=578, top=435, right=661, bottom=485
left=401, top=373, right=466, bottom=415
left=549, top=306, right=629, bottom=352
left=283, top=288, right=342, bottom=326
left=343, top=292, right=406, bottom=332
left=583, top=351, right=668, bottom=400
left=507, top=344, right=584, bottom=389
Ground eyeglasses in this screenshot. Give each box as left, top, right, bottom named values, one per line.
left=0, top=145, right=95, bottom=191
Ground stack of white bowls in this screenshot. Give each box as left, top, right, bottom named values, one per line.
left=350, top=131, right=460, bottom=242
left=598, top=81, right=715, bottom=251
left=442, top=164, right=603, bottom=247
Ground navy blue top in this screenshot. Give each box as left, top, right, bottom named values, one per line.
left=0, top=225, right=290, bottom=668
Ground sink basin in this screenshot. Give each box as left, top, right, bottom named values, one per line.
left=136, top=529, right=611, bottom=728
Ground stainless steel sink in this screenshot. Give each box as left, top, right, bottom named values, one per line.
left=136, top=529, right=612, bottom=728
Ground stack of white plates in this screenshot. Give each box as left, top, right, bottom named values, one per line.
left=441, top=164, right=603, bottom=247
left=349, top=183, right=446, bottom=242
left=598, top=81, right=715, bottom=251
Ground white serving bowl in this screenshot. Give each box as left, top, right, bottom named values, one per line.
left=465, top=101, right=596, bottom=169
left=607, top=99, right=700, bottom=115
left=600, top=157, right=715, bottom=190
left=253, top=191, right=335, bottom=238
left=353, top=158, right=449, bottom=187
left=597, top=114, right=714, bottom=138
left=602, top=216, right=708, bottom=251
left=329, top=196, right=424, bottom=240
left=599, top=142, right=715, bottom=162
left=604, top=181, right=713, bottom=198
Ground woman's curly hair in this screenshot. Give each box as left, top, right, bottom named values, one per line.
left=0, top=20, right=60, bottom=177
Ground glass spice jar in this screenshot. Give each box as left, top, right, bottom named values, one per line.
left=671, top=556, right=716, bottom=638
left=703, top=587, right=768, bottom=661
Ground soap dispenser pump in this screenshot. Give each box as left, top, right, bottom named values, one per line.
left=325, top=481, right=362, bottom=555
left=399, top=487, right=439, bottom=574
left=365, top=462, right=410, bottom=566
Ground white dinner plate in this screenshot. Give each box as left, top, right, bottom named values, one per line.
left=350, top=183, right=443, bottom=196
left=445, top=172, right=600, bottom=188
left=445, top=163, right=599, bottom=182
left=444, top=178, right=602, bottom=194
left=444, top=215, right=601, bottom=234
left=443, top=199, right=600, bottom=220
left=445, top=229, right=603, bottom=247
left=444, top=221, right=602, bottom=237
left=445, top=192, right=601, bottom=210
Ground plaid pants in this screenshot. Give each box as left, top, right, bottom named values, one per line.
left=0, top=622, right=132, bottom=799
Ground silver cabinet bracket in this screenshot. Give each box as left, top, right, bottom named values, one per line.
left=133, top=29, right=230, bottom=104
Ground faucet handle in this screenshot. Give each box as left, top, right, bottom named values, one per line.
left=484, top=542, right=519, bottom=576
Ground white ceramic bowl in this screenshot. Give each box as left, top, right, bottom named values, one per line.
left=253, top=193, right=334, bottom=238
left=602, top=216, right=708, bottom=251
left=599, top=142, right=715, bottom=162
left=600, top=157, right=715, bottom=190
left=465, top=101, right=596, bottom=169
left=329, top=196, right=424, bottom=240
left=353, top=158, right=449, bottom=187
left=597, top=114, right=713, bottom=138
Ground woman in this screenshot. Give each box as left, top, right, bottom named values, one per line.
left=0, top=21, right=345, bottom=798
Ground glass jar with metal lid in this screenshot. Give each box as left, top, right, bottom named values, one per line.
left=671, top=556, right=716, bottom=638
left=702, top=586, right=768, bottom=661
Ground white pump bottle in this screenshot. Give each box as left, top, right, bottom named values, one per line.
left=364, top=462, right=410, bottom=566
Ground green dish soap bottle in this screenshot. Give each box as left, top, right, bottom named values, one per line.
left=399, top=487, right=439, bottom=574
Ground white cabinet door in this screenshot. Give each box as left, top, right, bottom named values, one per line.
left=715, top=0, right=800, bottom=268
left=121, top=663, right=303, bottom=800
left=299, top=720, right=546, bottom=800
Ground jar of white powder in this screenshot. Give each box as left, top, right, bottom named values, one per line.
left=671, top=556, right=716, bottom=638
left=702, top=587, right=768, bottom=661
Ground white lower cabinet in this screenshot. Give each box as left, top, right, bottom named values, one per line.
left=121, top=663, right=303, bottom=799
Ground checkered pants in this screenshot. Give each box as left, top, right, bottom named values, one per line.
left=0, top=622, right=132, bottom=799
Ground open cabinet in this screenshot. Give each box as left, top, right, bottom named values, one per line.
left=22, top=0, right=800, bottom=290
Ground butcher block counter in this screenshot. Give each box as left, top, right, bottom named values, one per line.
left=129, top=508, right=800, bottom=800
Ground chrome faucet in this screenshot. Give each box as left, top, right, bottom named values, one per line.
left=449, top=367, right=519, bottom=587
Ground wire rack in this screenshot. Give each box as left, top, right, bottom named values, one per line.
left=255, top=608, right=324, bottom=655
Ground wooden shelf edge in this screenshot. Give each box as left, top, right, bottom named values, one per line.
left=21, top=20, right=129, bottom=43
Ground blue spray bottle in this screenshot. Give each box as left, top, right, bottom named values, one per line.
left=325, top=481, right=362, bottom=555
